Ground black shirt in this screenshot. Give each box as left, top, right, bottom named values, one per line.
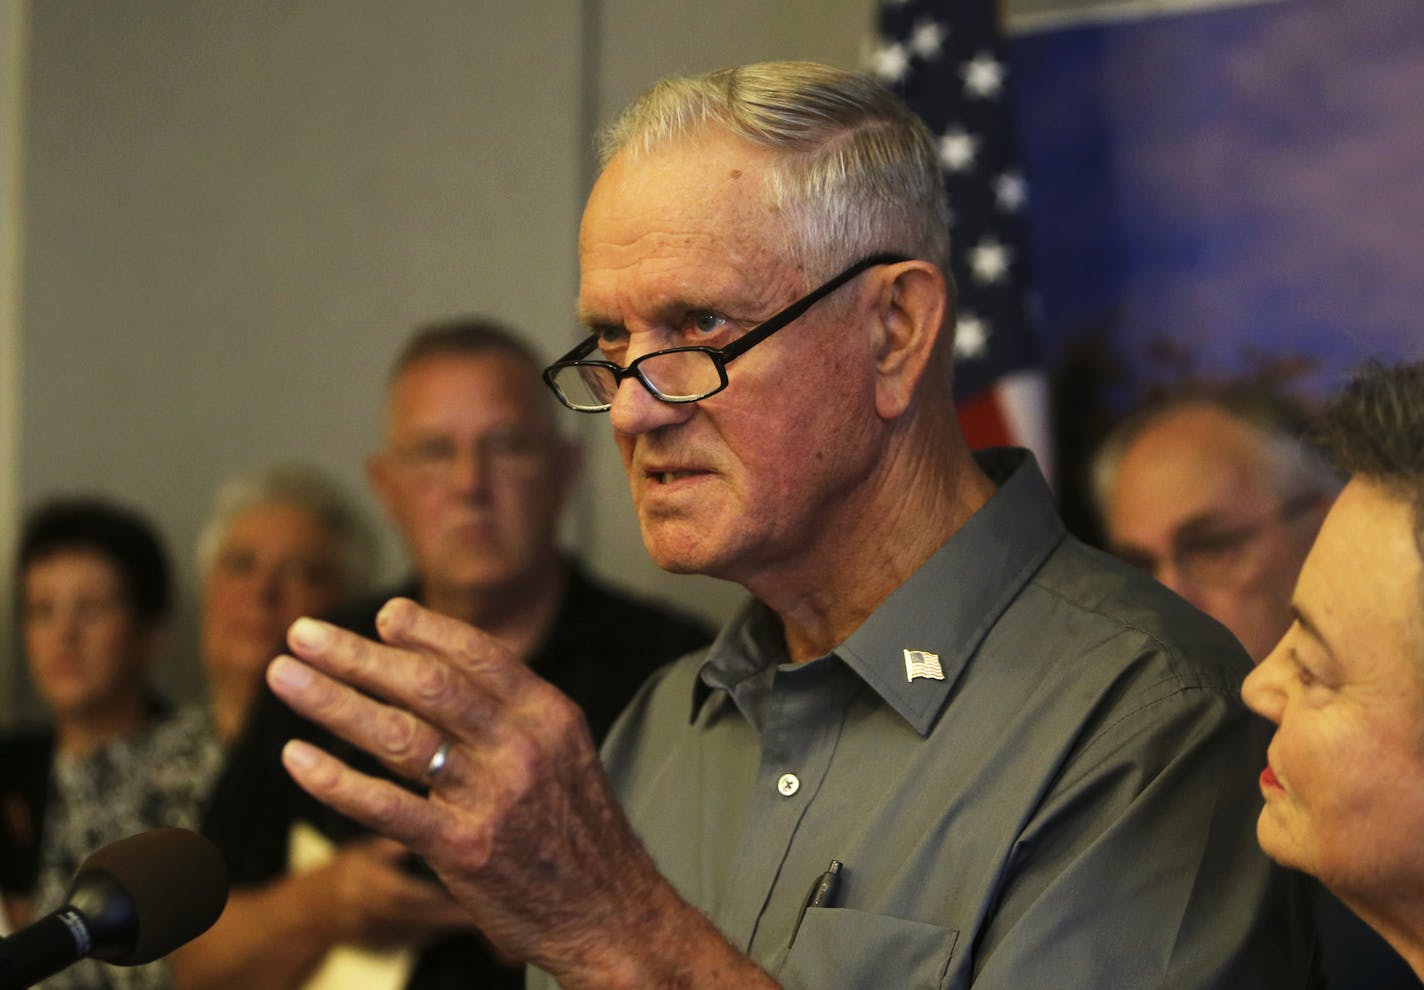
left=201, top=561, right=714, bottom=990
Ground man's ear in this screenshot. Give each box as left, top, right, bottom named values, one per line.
left=870, top=261, right=947, bottom=421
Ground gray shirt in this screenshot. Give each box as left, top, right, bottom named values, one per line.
left=534, top=449, right=1315, bottom=989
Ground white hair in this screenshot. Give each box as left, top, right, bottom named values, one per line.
left=196, top=464, right=377, bottom=594
left=599, top=61, right=953, bottom=285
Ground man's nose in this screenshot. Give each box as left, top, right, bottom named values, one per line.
left=608, top=371, right=695, bottom=436
left=250, top=565, right=285, bottom=605
left=57, top=608, right=84, bottom=642
left=448, top=444, right=491, bottom=498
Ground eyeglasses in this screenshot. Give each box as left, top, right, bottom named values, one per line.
left=387, top=431, right=552, bottom=486
left=1117, top=494, right=1322, bottom=590
left=542, top=253, right=908, bottom=413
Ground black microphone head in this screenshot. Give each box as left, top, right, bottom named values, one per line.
left=67, top=828, right=228, bottom=965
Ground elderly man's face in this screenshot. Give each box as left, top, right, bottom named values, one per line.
left=202, top=499, right=348, bottom=689
left=577, top=130, right=886, bottom=590
left=1241, top=478, right=1424, bottom=900
left=370, top=352, right=573, bottom=602
left=1105, top=404, right=1328, bottom=661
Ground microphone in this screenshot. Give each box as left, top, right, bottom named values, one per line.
left=0, top=828, right=228, bottom=989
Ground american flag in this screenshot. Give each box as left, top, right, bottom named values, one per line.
left=903, top=648, right=946, bottom=682
left=871, top=0, right=1053, bottom=483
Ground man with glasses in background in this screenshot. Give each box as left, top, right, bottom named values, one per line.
left=263, top=63, right=1313, bottom=987
left=182, top=319, right=712, bottom=990
left=1091, top=386, right=1340, bottom=663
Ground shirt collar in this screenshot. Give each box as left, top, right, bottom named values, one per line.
left=839, top=448, right=1064, bottom=734
left=690, top=448, right=1064, bottom=734
left=691, top=596, right=785, bottom=726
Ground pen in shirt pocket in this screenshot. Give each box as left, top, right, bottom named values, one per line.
left=792, top=859, right=843, bottom=942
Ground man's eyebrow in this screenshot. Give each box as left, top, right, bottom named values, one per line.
left=1172, top=510, right=1235, bottom=541
left=573, top=305, right=609, bottom=330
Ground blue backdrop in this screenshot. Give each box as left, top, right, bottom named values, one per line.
left=1008, top=0, right=1424, bottom=401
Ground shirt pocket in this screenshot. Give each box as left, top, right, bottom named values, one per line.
left=780, top=907, right=960, bottom=990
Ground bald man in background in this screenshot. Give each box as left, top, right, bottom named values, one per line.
left=1093, top=387, right=1339, bottom=662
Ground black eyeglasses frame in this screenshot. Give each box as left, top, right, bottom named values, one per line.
left=542, top=252, right=910, bottom=413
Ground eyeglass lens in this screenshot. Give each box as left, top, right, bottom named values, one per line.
left=555, top=349, right=724, bottom=409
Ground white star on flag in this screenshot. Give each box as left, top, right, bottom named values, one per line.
left=875, top=0, right=1050, bottom=481
left=871, top=42, right=911, bottom=83
left=910, top=19, right=948, bottom=58
left=962, top=52, right=1004, bottom=98
left=938, top=129, right=978, bottom=172
left=955, top=313, right=990, bottom=359
left=970, top=238, right=1012, bottom=284
left=995, top=172, right=1027, bottom=211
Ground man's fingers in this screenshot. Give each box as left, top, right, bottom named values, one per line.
left=270, top=656, right=448, bottom=783
left=375, top=598, right=525, bottom=696
left=282, top=616, right=501, bottom=741
left=281, top=738, right=441, bottom=853
left=349, top=833, right=414, bottom=864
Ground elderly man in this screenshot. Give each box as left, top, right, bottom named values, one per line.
left=1244, top=361, right=1424, bottom=982
left=266, top=62, right=1312, bottom=987
left=1092, top=387, right=1341, bottom=662
left=182, top=322, right=711, bottom=990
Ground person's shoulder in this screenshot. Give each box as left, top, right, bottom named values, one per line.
left=0, top=728, right=53, bottom=788
left=0, top=728, right=53, bottom=871
left=0, top=726, right=53, bottom=760
left=148, top=703, right=222, bottom=766
left=563, top=564, right=717, bottom=653
left=600, top=647, right=709, bottom=769
left=1023, top=535, right=1252, bottom=693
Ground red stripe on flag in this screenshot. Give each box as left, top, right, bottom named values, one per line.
left=956, top=389, right=1015, bottom=450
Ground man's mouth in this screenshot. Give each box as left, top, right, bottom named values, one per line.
left=651, top=470, right=702, bottom=485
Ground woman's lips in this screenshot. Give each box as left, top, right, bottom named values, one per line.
left=1260, top=766, right=1282, bottom=791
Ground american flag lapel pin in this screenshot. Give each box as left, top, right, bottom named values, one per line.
left=904, top=649, right=945, bottom=682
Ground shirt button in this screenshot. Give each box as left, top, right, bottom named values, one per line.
left=777, top=773, right=800, bottom=796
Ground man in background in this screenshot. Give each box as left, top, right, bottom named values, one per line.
left=1092, top=387, right=1339, bottom=662
left=360, top=320, right=712, bottom=743
left=182, top=319, right=712, bottom=990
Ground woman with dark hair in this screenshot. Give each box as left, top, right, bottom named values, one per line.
left=1, top=497, right=219, bottom=990
left=1243, top=361, right=1424, bottom=981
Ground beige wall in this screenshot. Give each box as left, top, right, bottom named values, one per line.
left=2, top=0, right=872, bottom=720
left=1, top=0, right=25, bottom=721
left=1, top=0, right=1125, bottom=721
